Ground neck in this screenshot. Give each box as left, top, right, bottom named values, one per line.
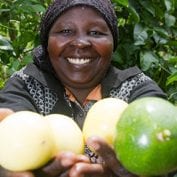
left=66, top=86, right=95, bottom=105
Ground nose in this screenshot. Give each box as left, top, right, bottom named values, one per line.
left=70, top=36, right=91, bottom=48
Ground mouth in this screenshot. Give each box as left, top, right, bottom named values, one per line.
left=67, top=57, right=93, bottom=65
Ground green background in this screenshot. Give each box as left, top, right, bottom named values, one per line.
left=0, top=0, right=177, bottom=104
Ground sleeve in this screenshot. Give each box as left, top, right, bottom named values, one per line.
left=128, top=78, right=167, bottom=103
left=0, top=76, right=39, bottom=112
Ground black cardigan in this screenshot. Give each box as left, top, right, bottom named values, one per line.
left=0, top=63, right=166, bottom=128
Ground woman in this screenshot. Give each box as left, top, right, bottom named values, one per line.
left=0, top=0, right=166, bottom=176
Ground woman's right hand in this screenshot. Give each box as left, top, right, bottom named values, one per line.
left=0, top=152, right=90, bottom=177
left=0, top=108, right=14, bottom=121
left=0, top=109, right=90, bottom=177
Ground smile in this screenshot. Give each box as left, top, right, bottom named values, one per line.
left=67, top=58, right=91, bottom=65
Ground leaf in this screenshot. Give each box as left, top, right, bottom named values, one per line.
left=168, top=40, right=177, bottom=47
left=22, top=55, right=32, bottom=65
left=0, top=35, right=13, bottom=51
left=165, top=13, right=176, bottom=27
left=114, top=0, right=129, bottom=7
left=139, top=1, right=155, bottom=17
left=153, top=32, right=168, bottom=45
left=164, top=0, right=174, bottom=12
left=140, top=51, right=159, bottom=71
left=154, top=27, right=169, bottom=38
left=31, top=4, right=46, bottom=13
left=168, top=57, right=177, bottom=64
left=128, top=5, right=140, bottom=23
left=134, top=24, right=148, bottom=45
left=166, top=72, right=177, bottom=86
left=0, top=9, right=10, bottom=14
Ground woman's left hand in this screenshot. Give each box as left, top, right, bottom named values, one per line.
left=68, top=136, right=138, bottom=177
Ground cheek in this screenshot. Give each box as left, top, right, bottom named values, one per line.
left=95, top=38, right=114, bottom=59
left=47, top=37, right=65, bottom=58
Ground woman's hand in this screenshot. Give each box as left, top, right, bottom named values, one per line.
left=67, top=136, right=138, bottom=177
left=33, top=152, right=90, bottom=177
left=0, top=165, right=34, bottom=177
left=0, top=152, right=90, bottom=177
left=0, top=108, right=14, bottom=121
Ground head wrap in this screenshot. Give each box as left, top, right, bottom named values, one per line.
left=33, top=0, right=118, bottom=72
left=40, top=0, right=118, bottom=51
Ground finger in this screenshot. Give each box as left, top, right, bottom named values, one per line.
left=34, top=152, right=89, bottom=177
left=69, top=162, right=105, bottom=177
left=0, top=165, right=35, bottom=177
left=87, top=136, right=137, bottom=177
left=0, top=108, right=14, bottom=121
left=60, top=152, right=90, bottom=167
left=9, top=172, right=35, bottom=177
left=60, top=170, right=70, bottom=177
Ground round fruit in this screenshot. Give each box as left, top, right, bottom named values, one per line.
left=0, top=111, right=54, bottom=171
left=45, top=114, right=84, bottom=155
left=83, top=98, right=128, bottom=146
left=114, top=97, right=177, bottom=176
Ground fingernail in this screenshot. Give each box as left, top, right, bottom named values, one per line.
left=87, top=136, right=101, bottom=150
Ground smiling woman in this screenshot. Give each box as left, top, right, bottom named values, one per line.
left=0, top=0, right=167, bottom=177
left=47, top=6, right=114, bottom=103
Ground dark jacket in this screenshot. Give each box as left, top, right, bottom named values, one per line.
left=0, top=63, right=166, bottom=128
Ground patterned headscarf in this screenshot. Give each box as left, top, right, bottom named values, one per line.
left=33, top=0, right=118, bottom=72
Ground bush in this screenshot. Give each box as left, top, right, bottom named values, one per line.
left=0, top=0, right=177, bottom=104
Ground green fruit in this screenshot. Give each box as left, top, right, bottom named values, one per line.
left=114, top=97, right=177, bottom=176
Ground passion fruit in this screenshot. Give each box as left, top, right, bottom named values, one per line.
left=0, top=111, right=54, bottom=171
left=45, top=114, right=84, bottom=156
left=83, top=98, right=128, bottom=147
left=114, top=97, right=177, bottom=176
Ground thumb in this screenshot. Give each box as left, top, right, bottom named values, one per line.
left=86, top=136, right=137, bottom=177
left=0, top=108, right=14, bottom=121
left=0, top=166, right=35, bottom=177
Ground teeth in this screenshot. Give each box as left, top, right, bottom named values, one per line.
left=67, top=58, right=91, bottom=65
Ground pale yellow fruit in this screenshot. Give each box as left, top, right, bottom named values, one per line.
left=83, top=98, right=128, bottom=146
left=45, top=114, right=84, bottom=156
left=0, top=111, right=54, bottom=171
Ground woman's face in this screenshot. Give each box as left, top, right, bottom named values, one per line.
left=48, top=6, right=114, bottom=89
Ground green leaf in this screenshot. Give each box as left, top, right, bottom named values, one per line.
left=139, top=1, right=155, bottom=17
left=128, top=5, right=140, bottom=24
left=0, top=9, right=10, bottom=14
left=22, top=55, right=32, bottom=65
left=114, top=0, right=129, bottom=7
left=168, top=40, right=177, bottom=47
left=166, top=72, right=177, bottom=86
left=140, top=51, right=159, bottom=71
left=165, top=13, right=176, bottom=27
left=153, top=31, right=168, bottom=44
left=168, top=57, right=177, bottom=64
left=154, top=27, right=169, bottom=38
left=31, top=4, right=46, bottom=13
left=0, top=35, right=13, bottom=51
left=164, top=0, right=174, bottom=12
left=134, top=24, right=148, bottom=45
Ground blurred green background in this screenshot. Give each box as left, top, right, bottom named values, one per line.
left=0, top=0, right=177, bottom=104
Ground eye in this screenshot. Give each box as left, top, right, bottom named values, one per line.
left=89, top=31, right=104, bottom=37
left=59, top=29, right=73, bottom=35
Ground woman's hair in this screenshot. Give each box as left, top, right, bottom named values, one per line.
left=33, top=0, right=118, bottom=73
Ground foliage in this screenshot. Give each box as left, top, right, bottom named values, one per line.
left=112, top=0, right=177, bottom=104
left=0, top=0, right=51, bottom=86
left=0, top=0, right=177, bottom=104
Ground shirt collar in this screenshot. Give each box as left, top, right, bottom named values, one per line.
left=65, top=84, right=102, bottom=105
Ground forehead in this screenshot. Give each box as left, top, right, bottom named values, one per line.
left=56, top=5, right=105, bottom=22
